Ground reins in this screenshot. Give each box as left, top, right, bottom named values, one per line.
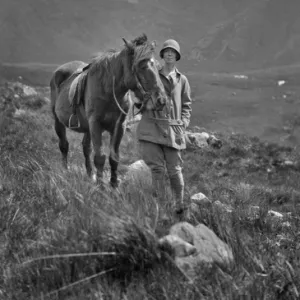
left=112, top=72, right=154, bottom=117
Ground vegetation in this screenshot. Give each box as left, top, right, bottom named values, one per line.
left=1, top=83, right=300, bottom=299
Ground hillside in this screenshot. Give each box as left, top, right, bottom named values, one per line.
left=190, top=0, right=300, bottom=70
left=1, top=81, right=300, bottom=299
left=1, top=0, right=300, bottom=73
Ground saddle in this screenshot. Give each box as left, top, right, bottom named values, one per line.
left=68, top=64, right=90, bottom=128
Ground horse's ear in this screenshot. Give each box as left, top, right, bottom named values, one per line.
left=122, top=37, right=129, bottom=46
left=123, top=38, right=133, bottom=49
left=122, top=37, right=134, bottom=55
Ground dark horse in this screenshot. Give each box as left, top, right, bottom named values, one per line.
left=50, top=34, right=167, bottom=187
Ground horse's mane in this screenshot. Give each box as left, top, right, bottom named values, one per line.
left=88, top=34, right=155, bottom=91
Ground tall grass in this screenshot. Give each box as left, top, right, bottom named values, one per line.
left=1, top=85, right=300, bottom=299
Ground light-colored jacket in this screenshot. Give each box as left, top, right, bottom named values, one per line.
left=136, top=67, right=192, bottom=150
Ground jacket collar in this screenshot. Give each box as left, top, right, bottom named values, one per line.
left=158, top=65, right=181, bottom=77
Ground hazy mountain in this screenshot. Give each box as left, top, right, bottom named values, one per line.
left=1, top=0, right=300, bottom=72
left=190, top=0, right=300, bottom=68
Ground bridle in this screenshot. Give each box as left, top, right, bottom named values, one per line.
left=112, top=63, right=157, bottom=116
left=133, top=73, right=156, bottom=115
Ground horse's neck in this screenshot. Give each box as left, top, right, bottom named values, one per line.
left=113, top=72, right=131, bottom=98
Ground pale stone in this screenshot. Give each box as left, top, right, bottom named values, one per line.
left=158, top=235, right=197, bottom=257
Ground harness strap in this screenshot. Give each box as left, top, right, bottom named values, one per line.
left=148, top=117, right=183, bottom=126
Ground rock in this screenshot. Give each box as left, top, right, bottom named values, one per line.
left=185, top=132, right=222, bottom=150
left=10, top=82, right=38, bottom=97
left=14, top=109, right=26, bottom=117
left=267, top=210, right=283, bottom=219
left=158, top=235, right=197, bottom=257
left=190, top=192, right=211, bottom=206
left=207, top=134, right=223, bottom=149
left=283, top=160, right=295, bottom=167
left=121, top=160, right=151, bottom=186
left=185, top=132, right=209, bottom=149
left=168, top=222, right=234, bottom=278
left=127, top=160, right=148, bottom=171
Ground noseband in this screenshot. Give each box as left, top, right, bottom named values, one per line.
left=133, top=73, right=156, bottom=115
left=112, top=68, right=156, bottom=116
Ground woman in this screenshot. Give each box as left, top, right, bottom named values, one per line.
left=136, top=39, right=193, bottom=218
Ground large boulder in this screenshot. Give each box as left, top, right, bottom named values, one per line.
left=160, top=222, right=234, bottom=279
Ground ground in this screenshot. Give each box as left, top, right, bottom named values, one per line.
left=0, top=75, right=300, bottom=299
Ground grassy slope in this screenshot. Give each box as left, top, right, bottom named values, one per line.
left=1, top=83, right=300, bottom=299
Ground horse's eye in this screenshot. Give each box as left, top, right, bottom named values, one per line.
left=139, top=60, right=148, bottom=69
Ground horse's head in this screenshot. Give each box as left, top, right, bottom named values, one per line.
left=123, top=34, right=167, bottom=112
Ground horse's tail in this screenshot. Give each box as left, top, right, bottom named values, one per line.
left=50, top=75, right=57, bottom=116
left=49, top=68, right=67, bottom=116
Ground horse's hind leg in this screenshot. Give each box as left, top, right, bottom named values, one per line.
left=109, top=114, right=126, bottom=188
left=54, top=114, right=69, bottom=170
left=82, top=132, right=92, bottom=177
left=88, top=116, right=106, bottom=185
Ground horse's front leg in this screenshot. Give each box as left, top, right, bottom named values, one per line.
left=109, top=114, right=126, bottom=188
left=88, top=115, right=106, bottom=185
left=82, top=132, right=92, bottom=177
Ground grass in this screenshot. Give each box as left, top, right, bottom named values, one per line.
left=1, top=82, right=300, bottom=299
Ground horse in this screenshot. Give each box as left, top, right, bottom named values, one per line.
left=50, top=33, right=167, bottom=187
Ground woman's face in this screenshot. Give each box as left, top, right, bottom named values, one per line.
left=163, top=48, right=177, bottom=63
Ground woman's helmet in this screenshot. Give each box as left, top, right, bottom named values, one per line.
left=159, top=39, right=181, bottom=61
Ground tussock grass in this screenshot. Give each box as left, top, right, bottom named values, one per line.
left=1, top=84, right=300, bottom=299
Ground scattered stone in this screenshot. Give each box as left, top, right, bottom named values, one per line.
left=121, top=159, right=151, bottom=186
left=267, top=210, right=283, bottom=219
left=10, top=82, right=38, bottom=97
left=185, top=132, right=209, bottom=148
left=282, top=221, right=292, bottom=228
left=190, top=192, right=211, bottom=207
left=14, top=109, right=26, bottom=117
left=167, top=222, right=233, bottom=278
left=185, top=132, right=222, bottom=150
left=126, top=160, right=149, bottom=174
left=283, top=160, right=295, bottom=167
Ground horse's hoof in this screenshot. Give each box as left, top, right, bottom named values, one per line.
left=110, top=177, right=122, bottom=189
left=110, top=181, right=119, bottom=189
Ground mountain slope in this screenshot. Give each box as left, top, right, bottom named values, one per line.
left=190, top=0, right=300, bottom=68
left=1, top=0, right=300, bottom=73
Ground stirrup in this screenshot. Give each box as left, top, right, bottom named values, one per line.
left=68, top=113, right=80, bottom=129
